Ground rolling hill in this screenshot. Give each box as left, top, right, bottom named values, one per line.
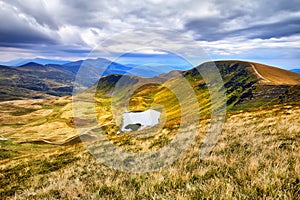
left=85, top=60, right=300, bottom=143
left=0, top=63, right=75, bottom=101
left=2, top=59, right=299, bottom=106
left=197, top=61, right=300, bottom=110
left=94, top=60, right=300, bottom=114
left=0, top=58, right=156, bottom=101
left=252, top=62, right=300, bottom=85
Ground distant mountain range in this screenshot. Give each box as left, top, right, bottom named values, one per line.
left=0, top=58, right=71, bottom=66
left=291, top=69, right=300, bottom=74
left=0, top=57, right=190, bottom=101
left=3, top=57, right=177, bottom=78
left=57, top=58, right=132, bottom=75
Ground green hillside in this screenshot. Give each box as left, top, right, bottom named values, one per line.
left=94, top=60, right=300, bottom=129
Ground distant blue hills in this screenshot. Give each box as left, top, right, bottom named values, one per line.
left=0, top=58, right=71, bottom=66
left=2, top=57, right=299, bottom=76
left=58, top=58, right=132, bottom=76
left=1, top=58, right=182, bottom=90
left=1, top=57, right=190, bottom=78
left=291, top=69, right=300, bottom=74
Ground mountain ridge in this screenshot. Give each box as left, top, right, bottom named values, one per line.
left=0, top=58, right=71, bottom=66
left=1, top=60, right=299, bottom=109
left=94, top=60, right=300, bottom=115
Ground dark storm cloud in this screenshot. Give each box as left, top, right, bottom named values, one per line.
left=6, top=0, right=110, bottom=30
left=0, top=1, right=57, bottom=47
left=2, top=0, right=300, bottom=45
left=185, top=0, right=300, bottom=41
left=185, top=15, right=300, bottom=41
left=6, top=0, right=60, bottom=30
left=212, top=0, right=300, bottom=19
left=184, top=17, right=227, bottom=41
left=0, top=28, right=56, bottom=47
left=236, top=17, right=300, bottom=39
left=0, top=0, right=300, bottom=62
left=0, top=0, right=107, bottom=47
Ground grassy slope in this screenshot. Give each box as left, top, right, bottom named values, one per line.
left=94, top=61, right=300, bottom=116
left=0, top=97, right=75, bottom=143
left=252, top=62, right=300, bottom=85
left=0, top=65, right=75, bottom=101
left=0, top=100, right=299, bottom=199
left=203, top=61, right=300, bottom=110
left=91, top=60, right=300, bottom=156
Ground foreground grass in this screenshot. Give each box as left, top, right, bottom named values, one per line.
left=0, top=100, right=299, bottom=199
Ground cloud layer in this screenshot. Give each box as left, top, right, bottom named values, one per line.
left=0, top=0, right=299, bottom=68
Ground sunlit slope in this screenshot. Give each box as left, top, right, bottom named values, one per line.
left=94, top=60, right=300, bottom=127
left=0, top=97, right=76, bottom=143
left=252, top=62, right=300, bottom=85
left=191, top=61, right=300, bottom=110
left=95, top=73, right=213, bottom=129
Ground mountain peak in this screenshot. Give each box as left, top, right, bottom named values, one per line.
left=0, top=58, right=71, bottom=66
left=19, top=62, right=44, bottom=67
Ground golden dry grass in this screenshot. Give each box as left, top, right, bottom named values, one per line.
left=0, top=97, right=299, bottom=199
left=252, top=62, right=300, bottom=85
left=0, top=97, right=76, bottom=143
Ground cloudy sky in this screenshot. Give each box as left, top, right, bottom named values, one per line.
left=0, top=0, right=299, bottom=69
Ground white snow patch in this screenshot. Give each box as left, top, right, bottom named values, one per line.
left=119, top=109, right=161, bottom=133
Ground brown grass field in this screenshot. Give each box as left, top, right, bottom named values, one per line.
left=0, top=97, right=299, bottom=199
left=252, top=62, right=300, bottom=85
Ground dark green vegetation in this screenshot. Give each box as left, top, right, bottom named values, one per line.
left=124, top=123, right=142, bottom=131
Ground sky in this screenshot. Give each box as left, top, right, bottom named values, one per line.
left=0, top=0, right=299, bottom=69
